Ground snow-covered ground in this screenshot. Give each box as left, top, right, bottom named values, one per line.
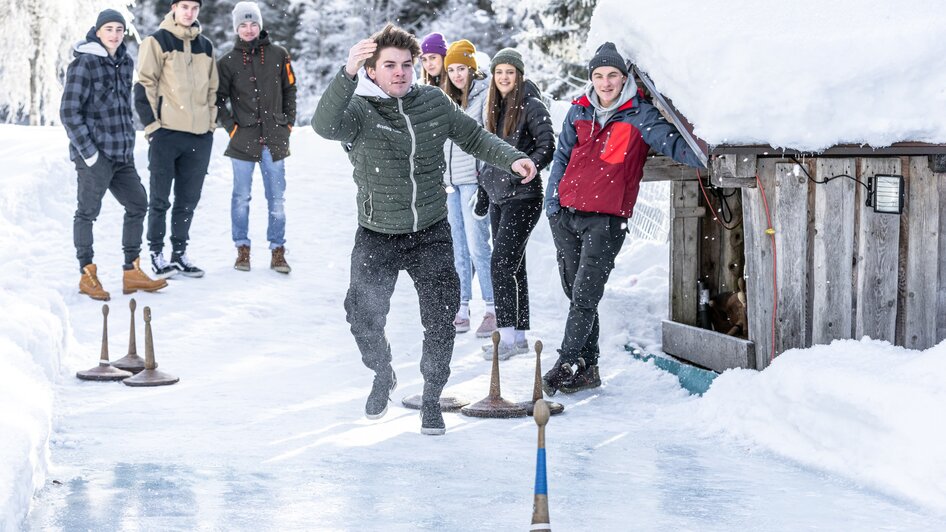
left=589, top=0, right=946, bottom=151
left=1, top=125, right=945, bottom=530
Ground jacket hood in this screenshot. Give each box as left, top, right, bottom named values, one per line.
left=584, top=74, right=638, bottom=114
left=160, top=11, right=202, bottom=40
left=354, top=66, right=417, bottom=100
left=523, top=79, right=543, bottom=101
left=73, top=27, right=127, bottom=60
left=467, top=74, right=489, bottom=103
left=235, top=30, right=271, bottom=51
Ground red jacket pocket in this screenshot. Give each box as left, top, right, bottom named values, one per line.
left=600, top=122, right=632, bottom=165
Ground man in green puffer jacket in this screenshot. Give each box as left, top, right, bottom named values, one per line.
left=312, top=24, right=537, bottom=436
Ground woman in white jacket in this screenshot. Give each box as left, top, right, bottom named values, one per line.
left=441, top=39, right=497, bottom=337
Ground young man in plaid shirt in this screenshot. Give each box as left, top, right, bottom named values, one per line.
left=60, top=9, right=167, bottom=301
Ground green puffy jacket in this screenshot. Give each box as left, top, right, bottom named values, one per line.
left=312, top=67, right=526, bottom=234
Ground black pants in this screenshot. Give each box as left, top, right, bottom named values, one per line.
left=550, top=210, right=627, bottom=365
left=344, top=220, right=460, bottom=392
left=73, top=156, right=148, bottom=271
left=146, top=130, right=213, bottom=254
left=490, top=197, right=542, bottom=330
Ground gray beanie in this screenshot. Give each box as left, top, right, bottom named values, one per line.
left=490, top=48, right=524, bottom=74
left=588, top=42, right=628, bottom=79
left=95, top=9, right=125, bottom=31
left=232, top=1, right=263, bottom=32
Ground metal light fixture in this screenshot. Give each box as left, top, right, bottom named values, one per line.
left=866, top=174, right=904, bottom=214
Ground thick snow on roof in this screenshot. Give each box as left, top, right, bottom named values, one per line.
left=588, top=0, right=946, bottom=151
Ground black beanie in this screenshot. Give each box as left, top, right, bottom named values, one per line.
left=95, top=9, right=126, bottom=31
left=588, top=42, right=628, bottom=79
left=171, top=0, right=202, bottom=5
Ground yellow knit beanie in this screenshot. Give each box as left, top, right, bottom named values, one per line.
left=444, top=39, right=477, bottom=70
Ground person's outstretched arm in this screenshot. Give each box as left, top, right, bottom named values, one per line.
left=635, top=101, right=705, bottom=168
left=446, top=96, right=534, bottom=180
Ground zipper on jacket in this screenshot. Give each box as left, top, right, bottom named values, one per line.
left=448, top=143, right=455, bottom=187
left=397, top=97, right=419, bottom=232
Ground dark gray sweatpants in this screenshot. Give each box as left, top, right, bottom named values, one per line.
left=549, top=209, right=628, bottom=365
left=73, top=156, right=148, bottom=271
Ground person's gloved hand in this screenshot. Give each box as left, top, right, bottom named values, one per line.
left=470, top=186, right=490, bottom=221
left=545, top=198, right=561, bottom=218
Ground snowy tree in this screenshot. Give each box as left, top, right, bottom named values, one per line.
left=0, top=0, right=135, bottom=125
left=492, top=0, right=596, bottom=99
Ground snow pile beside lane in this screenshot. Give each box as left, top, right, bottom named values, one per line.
left=588, top=0, right=946, bottom=151
left=0, top=126, right=77, bottom=530
left=691, top=339, right=946, bottom=514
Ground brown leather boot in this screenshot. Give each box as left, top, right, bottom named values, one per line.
left=271, top=246, right=291, bottom=274
left=80, top=264, right=110, bottom=301
left=123, top=258, right=168, bottom=294
left=234, top=245, right=250, bottom=271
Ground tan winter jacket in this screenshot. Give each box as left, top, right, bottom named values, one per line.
left=134, top=12, right=218, bottom=137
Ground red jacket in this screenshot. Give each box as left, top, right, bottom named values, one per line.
left=546, top=93, right=703, bottom=218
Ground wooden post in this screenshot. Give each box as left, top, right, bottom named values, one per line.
left=774, top=162, right=809, bottom=353
left=903, top=157, right=939, bottom=349
left=811, top=158, right=857, bottom=345
left=855, top=158, right=901, bottom=342
left=741, top=159, right=776, bottom=369
left=670, top=181, right=701, bottom=325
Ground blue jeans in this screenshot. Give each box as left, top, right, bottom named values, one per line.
left=446, top=184, right=493, bottom=305
left=231, top=147, right=286, bottom=249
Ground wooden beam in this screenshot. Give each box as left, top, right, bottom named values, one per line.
left=742, top=159, right=777, bottom=369
left=903, top=157, right=940, bottom=349
left=662, top=320, right=756, bottom=372
left=670, top=181, right=700, bottom=326
left=855, top=158, right=901, bottom=342
left=642, top=156, right=699, bottom=182
left=774, top=162, right=809, bottom=352
left=811, top=158, right=857, bottom=344
left=709, top=142, right=946, bottom=157
left=711, top=154, right=758, bottom=188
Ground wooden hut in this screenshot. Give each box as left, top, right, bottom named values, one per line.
left=637, top=69, right=946, bottom=372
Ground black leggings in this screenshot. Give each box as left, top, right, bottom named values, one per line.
left=489, top=198, right=542, bottom=330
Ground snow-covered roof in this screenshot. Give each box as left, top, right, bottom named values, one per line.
left=588, top=0, right=946, bottom=152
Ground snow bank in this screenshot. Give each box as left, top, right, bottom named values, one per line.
left=690, top=339, right=946, bottom=514
left=588, top=0, right=946, bottom=151
left=0, top=126, right=77, bottom=530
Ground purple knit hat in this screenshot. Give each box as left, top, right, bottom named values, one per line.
left=421, top=32, right=447, bottom=56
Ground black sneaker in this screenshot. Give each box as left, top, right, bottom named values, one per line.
left=542, top=359, right=573, bottom=397
left=559, top=358, right=601, bottom=394
left=420, top=399, right=445, bottom=436
left=365, top=367, right=397, bottom=420
left=150, top=251, right=179, bottom=280
left=170, top=252, right=205, bottom=278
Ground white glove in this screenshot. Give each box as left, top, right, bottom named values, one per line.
left=83, top=152, right=99, bottom=168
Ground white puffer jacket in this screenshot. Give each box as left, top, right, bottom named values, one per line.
left=443, top=75, right=490, bottom=187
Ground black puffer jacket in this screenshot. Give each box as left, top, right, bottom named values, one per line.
left=479, top=80, right=555, bottom=204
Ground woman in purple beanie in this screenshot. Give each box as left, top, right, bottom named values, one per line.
left=420, top=32, right=448, bottom=85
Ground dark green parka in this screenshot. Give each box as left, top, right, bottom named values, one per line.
left=312, top=67, right=527, bottom=234
left=216, top=31, right=297, bottom=162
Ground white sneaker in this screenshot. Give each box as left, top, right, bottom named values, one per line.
left=150, top=252, right=179, bottom=280
left=481, top=341, right=520, bottom=361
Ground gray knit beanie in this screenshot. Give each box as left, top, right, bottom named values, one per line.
left=95, top=9, right=125, bottom=31
left=588, top=42, right=628, bottom=79
left=232, top=1, right=263, bottom=32
left=490, top=48, right=524, bottom=74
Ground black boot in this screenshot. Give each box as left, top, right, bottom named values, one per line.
left=542, top=357, right=574, bottom=397
left=420, top=400, right=445, bottom=435
left=365, top=366, right=397, bottom=420
left=420, top=382, right=446, bottom=435
left=559, top=358, right=601, bottom=393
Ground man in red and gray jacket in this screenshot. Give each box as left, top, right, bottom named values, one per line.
left=543, top=42, right=704, bottom=395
